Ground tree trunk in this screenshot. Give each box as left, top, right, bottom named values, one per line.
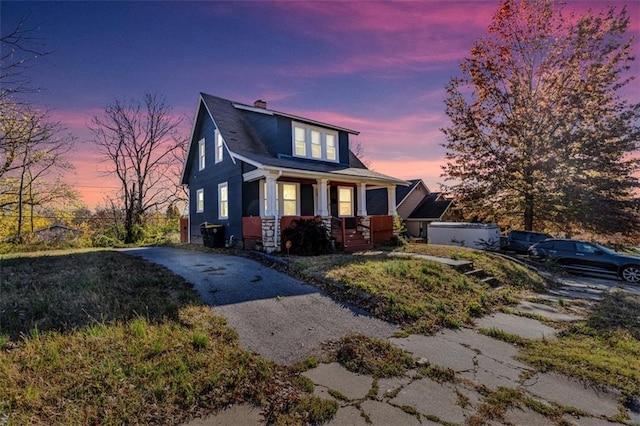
left=524, top=192, right=534, bottom=231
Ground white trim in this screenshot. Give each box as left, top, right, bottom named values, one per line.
left=232, top=103, right=275, bottom=116
left=242, top=164, right=409, bottom=186
left=232, top=102, right=359, bottom=134
left=218, top=182, right=228, bottom=219
left=279, top=182, right=300, bottom=216
left=196, top=188, right=204, bottom=213
left=357, top=182, right=367, bottom=216
left=198, top=138, right=205, bottom=170
left=180, top=97, right=207, bottom=184
left=291, top=121, right=340, bottom=163
left=338, top=186, right=354, bottom=217
left=215, top=130, right=223, bottom=164
left=397, top=179, right=430, bottom=208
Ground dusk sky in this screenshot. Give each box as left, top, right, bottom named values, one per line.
left=2, top=0, right=639, bottom=209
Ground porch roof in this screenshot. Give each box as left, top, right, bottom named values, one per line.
left=237, top=151, right=409, bottom=186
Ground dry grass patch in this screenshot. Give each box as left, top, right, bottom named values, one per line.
left=292, top=252, right=521, bottom=334
left=0, top=250, right=196, bottom=338
left=519, top=292, right=640, bottom=399
left=0, top=249, right=337, bottom=425
left=333, top=333, right=414, bottom=378
left=399, top=244, right=547, bottom=291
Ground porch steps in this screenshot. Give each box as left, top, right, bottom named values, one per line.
left=332, top=230, right=373, bottom=252
left=464, top=268, right=501, bottom=288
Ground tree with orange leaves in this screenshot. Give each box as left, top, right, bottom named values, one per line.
left=442, top=0, right=639, bottom=238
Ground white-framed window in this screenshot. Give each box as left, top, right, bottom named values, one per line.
left=326, top=134, right=336, bottom=161
left=261, top=180, right=300, bottom=216
left=292, top=121, right=339, bottom=162
left=280, top=182, right=299, bottom=216
left=218, top=182, right=228, bottom=219
left=338, top=186, right=354, bottom=217
left=196, top=188, right=204, bottom=213
left=198, top=138, right=205, bottom=170
left=294, top=126, right=306, bottom=157
left=215, top=130, right=224, bottom=164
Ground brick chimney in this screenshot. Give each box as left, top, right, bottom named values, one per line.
left=254, top=99, right=267, bottom=109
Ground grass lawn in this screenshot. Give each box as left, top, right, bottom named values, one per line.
left=288, top=244, right=640, bottom=418
left=290, top=244, right=545, bottom=335
left=0, top=249, right=336, bottom=425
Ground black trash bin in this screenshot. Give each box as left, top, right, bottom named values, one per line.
left=200, top=223, right=225, bottom=248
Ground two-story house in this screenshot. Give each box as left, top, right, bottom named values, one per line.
left=180, top=93, right=408, bottom=252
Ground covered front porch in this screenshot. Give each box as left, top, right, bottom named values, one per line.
left=241, top=169, right=403, bottom=252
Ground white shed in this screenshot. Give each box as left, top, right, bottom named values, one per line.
left=427, top=222, right=500, bottom=251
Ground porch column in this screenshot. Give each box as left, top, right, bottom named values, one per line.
left=262, top=174, right=278, bottom=253
left=316, top=178, right=329, bottom=217
left=357, top=182, right=367, bottom=216
left=264, top=174, right=277, bottom=217
left=387, top=185, right=397, bottom=216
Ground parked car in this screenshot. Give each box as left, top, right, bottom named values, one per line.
left=528, top=239, right=640, bottom=283
left=503, top=230, right=552, bottom=253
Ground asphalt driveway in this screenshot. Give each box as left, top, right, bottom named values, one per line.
left=120, top=247, right=398, bottom=364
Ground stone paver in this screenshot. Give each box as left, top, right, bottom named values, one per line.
left=503, top=407, right=556, bottom=426
left=376, top=374, right=415, bottom=399
left=389, top=333, right=477, bottom=372
left=522, top=372, right=620, bottom=418
left=326, top=406, right=368, bottom=426
left=302, top=363, right=373, bottom=401
left=389, top=378, right=468, bottom=424
left=562, top=416, right=622, bottom=426
left=360, top=400, right=424, bottom=425
left=185, top=404, right=262, bottom=426
left=475, top=312, right=558, bottom=339
left=515, top=301, right=582, bottom=322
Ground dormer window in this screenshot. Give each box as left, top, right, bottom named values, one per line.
left=292, top=121, right=339, bottom=162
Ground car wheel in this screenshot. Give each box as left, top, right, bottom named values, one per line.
left=621, top=265, right=640, bottom=283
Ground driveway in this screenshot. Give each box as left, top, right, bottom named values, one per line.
left=120, top=247, right=398, bottom=364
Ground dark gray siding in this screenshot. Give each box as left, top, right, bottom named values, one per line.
left=243, top=110, right=279, bottom=156
left=186, top=111, right=243, bottom=242
left=243, top=180, right=260, bottom=217
left=300, top=184, right=314, bottom=216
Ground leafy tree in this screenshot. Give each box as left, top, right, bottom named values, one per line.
left=441, top=0, right=640, bottom=236
left=91, top=93, right=186, bottom=244
left=0, top=103, right=77, bottom=241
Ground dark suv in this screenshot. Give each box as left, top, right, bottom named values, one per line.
left=529, top=239, right=640, bottom=283
left=504, top=230, right=552, bottom=253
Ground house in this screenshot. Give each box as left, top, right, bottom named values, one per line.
left=180, top=93, right=408, bottom=252
left=367, top=179, right=455, bottom=240
left=33, top=224, right=82, bottom=242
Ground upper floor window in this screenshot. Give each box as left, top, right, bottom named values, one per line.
left=215, top=130, right=224, bottom=164
left=292, top=121, right=339, bottom=162
left=198, top=138, right=205, bottom=170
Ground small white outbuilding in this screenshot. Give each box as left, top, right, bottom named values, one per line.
left=427, top=222, right=501, bottom=251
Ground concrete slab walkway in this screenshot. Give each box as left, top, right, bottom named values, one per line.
left=120, top=247, right=639, bottom=425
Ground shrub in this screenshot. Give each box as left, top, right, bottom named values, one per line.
left=281, top=218, right=334, bottom=256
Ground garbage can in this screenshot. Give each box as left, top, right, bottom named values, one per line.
left=200, top=223, right=225, bottom=248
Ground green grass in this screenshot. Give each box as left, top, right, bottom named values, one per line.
left=0, top=249, right=337, bottom=425
left=399, top=244, right=547, bottom=291
left=291, top=246, right=538, bottom=334
left=518, top=293, right=640, bottom=398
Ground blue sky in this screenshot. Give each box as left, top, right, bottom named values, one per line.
left=2, top=1, right=639, bottom=208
